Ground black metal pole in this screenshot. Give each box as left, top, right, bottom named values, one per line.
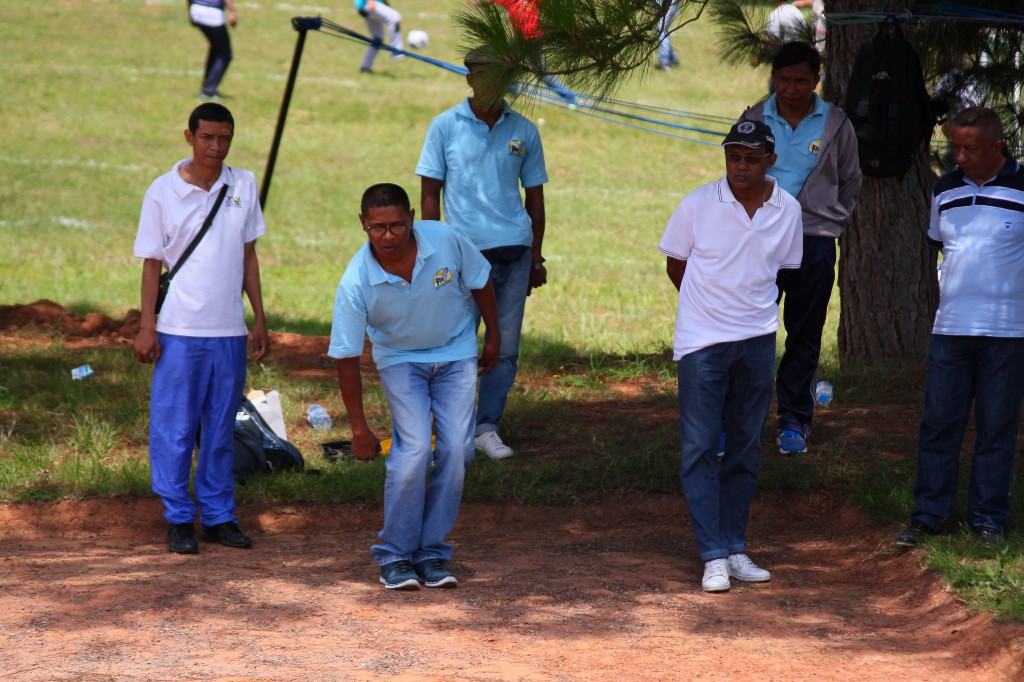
left=261, top=17, right=321, bottom=208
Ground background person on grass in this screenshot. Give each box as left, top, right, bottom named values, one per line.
left=188, top=0, right=236, bottom=99
left=660, top=120, right=803, bottom=593
left=896, top=107, right=1024, bottom=549
left=354, top=0, right=405, bottom=74
left=133, top=102, right=268, bottom=554
left=330, top=183, right=500, bottom=590
left=737, top=41, right=862, bottom=455
left=416, top=46, right=549, bottom=461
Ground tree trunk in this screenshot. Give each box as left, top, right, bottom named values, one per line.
left=825, top=0, right=939, bottom=366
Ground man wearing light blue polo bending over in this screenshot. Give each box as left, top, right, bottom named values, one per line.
left=330, top=183, right=500, bottom=590
left=417, top=46, right=549, bottom=461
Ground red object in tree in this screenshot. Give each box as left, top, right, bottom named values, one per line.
left=493, top=0, right=542, bottom=40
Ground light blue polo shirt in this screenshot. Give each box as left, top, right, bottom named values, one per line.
left=763, top=93, right=829, bottom=199
left=328, top=220, right=491, bottom=369
left=415, top=98, right=548, bottom=250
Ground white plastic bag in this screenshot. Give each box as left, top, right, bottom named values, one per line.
left=246, top=389, right=287, bottom=441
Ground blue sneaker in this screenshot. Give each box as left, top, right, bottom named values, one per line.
left=379, top=560, right=420, bottom=590
left=776, top=428, right=807, bottom=454
left=413, top=558, right=458, bottom=588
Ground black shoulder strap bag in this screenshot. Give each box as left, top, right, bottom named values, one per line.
left=155, top=183, right=230, bottom=314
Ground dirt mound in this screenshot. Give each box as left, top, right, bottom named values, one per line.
left=0, top=300, right=141, bottom=340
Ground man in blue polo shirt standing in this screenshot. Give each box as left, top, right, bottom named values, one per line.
left=416, top=46, right=549, bottom=461
left=738, top=41, right=861, bottom=455
left=330, top=183, right=500, bottom=590
left=896, top=107, right=1024, bottom=548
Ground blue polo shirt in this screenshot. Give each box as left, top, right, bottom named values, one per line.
left=415, top=98, right=548, bottom=250
left=763, top=93, right=829, bottom=199
left=328, top=220, right=491, bottom=369
left=929, top=157, right=1024, bottom=337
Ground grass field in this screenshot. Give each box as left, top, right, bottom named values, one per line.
left=1, top=0, right=1022, bottom=621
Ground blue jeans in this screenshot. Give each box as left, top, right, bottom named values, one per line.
left=911, top=334, right=1024, bottom=533
left=373, top=358, right=477, bottom=565
left=475, top=249, right=531, bottom=437
left=150, top=333, right=247, bottom=526
left=656, top=1, right=680, bottom=65
left=775, top=235, right=837, bottom=436
left=677, top=334, right=776, bottom=561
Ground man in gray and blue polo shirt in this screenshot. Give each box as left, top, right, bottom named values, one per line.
left=416, top=46, right=549, bottom=461
left=738, top=41, right=862, bottom=455
left=896, top=107, right=1024, bottom=548
left=330, top=183, right=500, bottom=590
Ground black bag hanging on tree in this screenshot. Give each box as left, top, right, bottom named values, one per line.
left=845, top=17, right=936, bottom=178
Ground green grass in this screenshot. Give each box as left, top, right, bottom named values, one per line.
left=2, top=0, right=1024, bottom=622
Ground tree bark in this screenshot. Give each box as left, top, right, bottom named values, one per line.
left=824, top=0, right=939, bottom=366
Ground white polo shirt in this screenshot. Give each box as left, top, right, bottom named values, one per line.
left=658, top=176, right=803, bottom=359
left=133, top=159, right=266, bottom=338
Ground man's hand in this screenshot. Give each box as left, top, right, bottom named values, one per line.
left=351, top=430, right=381, bottom=461
left=528, top=263, right=547, bottom=295
left=479, top=333, right=501, bottom=375
left=134, top=327, right=161, bottom=364
left=250, top=318, right=269, bottom=362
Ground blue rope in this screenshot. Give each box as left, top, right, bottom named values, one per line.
left=306, top=16, right=731, bottom=145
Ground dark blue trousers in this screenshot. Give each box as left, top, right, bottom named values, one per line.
left=196, top=23, right=232, bottom=96
left=775, top=235, right=836, bottom=436
left=911, top=335, right=1024, bottom=533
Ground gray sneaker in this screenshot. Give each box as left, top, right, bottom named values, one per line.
left=413, top=558, right=458, bottom=588
left=379, top=560, right=420, bottom=590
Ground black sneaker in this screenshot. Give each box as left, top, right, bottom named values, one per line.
left=972, top=526, right=1003, bottom=546
left=199, top=521, right=253, bottom=549
left=895, top=521, right=934, bottom=548
left=167, top=522, right=198, bottom=554
left=379, top=560, right=420, bottom=590
left=413, top=558, right=458, bottom=588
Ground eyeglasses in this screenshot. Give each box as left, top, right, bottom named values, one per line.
left=725, top=152, right=770, bottom=164
left=364, top=222, right=409, bottom=238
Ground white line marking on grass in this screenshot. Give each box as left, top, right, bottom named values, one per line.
left=0, top=157, right=156, bottom=174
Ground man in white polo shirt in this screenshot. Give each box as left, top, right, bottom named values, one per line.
left=416, top=46, right=549, bottom=461
left=659, top=120, right=803, bottom=592
left=133, top=102, right=268, bottom=554
left=330, top=183, right=500, bottom=590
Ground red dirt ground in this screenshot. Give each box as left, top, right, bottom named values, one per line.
left=1, top=301, right=1022, bottom=681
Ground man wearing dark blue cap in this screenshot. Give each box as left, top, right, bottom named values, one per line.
left=659, top=120, right=803, bottom=592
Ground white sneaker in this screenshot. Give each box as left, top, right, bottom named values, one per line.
left=727, top=553, right=771, bottom=582
left=474, top=431, right=514, bottom=460
left=701, top=558, right=730, bottom=592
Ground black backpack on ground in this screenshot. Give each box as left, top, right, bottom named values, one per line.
left=845, top=17, right=936, bottom=178
left=233, top=397, right=304, bottom=483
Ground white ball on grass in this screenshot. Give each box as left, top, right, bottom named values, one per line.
left=407, top=30, right=429, bottom=50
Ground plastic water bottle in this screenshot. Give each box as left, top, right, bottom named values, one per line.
left=306, top=404, right=332, bottom=431
left=815, top=381, right=833, bottom=406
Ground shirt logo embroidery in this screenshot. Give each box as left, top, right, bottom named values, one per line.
left=508, top=138, right=526, bottom=157
left=808, top=139, right=822, bottom=156
left=225, top=195, right=243, bottom=208
left=433, top=267, right=453, bottom=288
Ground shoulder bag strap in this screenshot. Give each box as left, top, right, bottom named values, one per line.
left=166, top=182, right=230, bottom=282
